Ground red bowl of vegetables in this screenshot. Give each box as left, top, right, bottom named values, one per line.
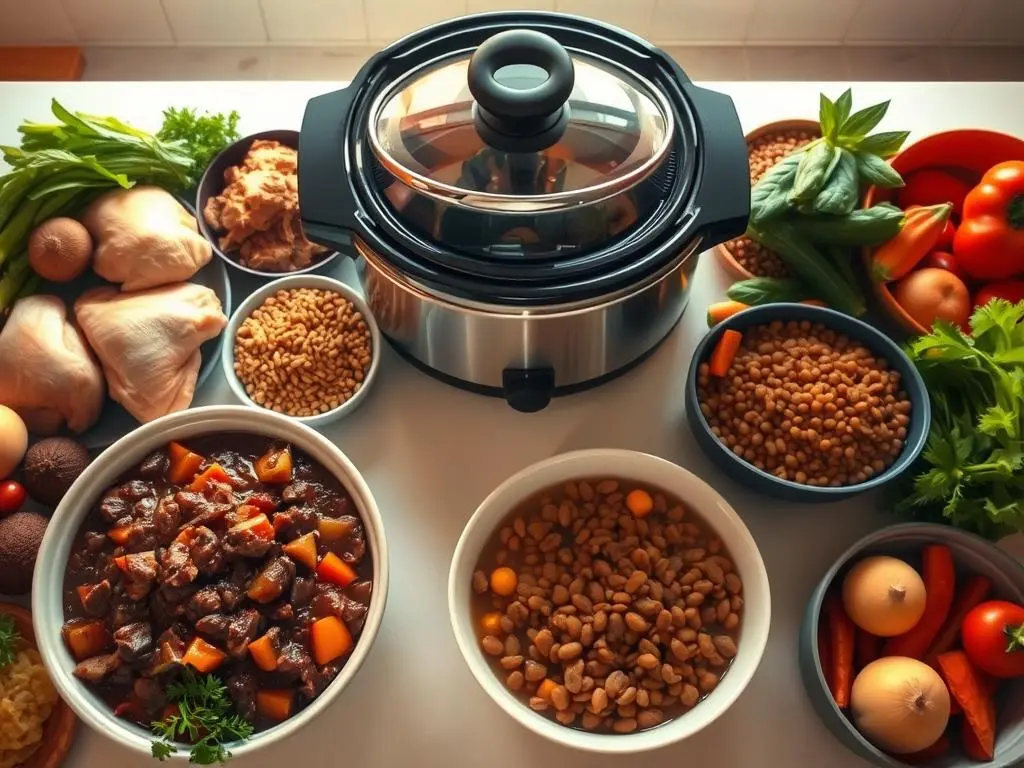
left=800, top=522, right=1024, bottom=767
left=863, top=130, right=1024, bottom=335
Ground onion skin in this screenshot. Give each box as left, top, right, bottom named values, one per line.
left=842, top=556, right=927, bottom=637
left=851, top=656, right=951, bottom=754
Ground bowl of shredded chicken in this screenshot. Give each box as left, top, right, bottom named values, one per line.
left=0, top=604, right=74, bottom=768
left=197, top=129, right=338, bottom=277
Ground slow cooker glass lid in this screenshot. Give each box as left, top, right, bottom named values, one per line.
left=368, top=47, right=675, bottom=208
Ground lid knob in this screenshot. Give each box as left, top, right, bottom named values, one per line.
left=467, top=30, right=575, bottom=154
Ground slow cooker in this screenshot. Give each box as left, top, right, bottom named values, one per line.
left=299, top=12, right=750, bottom=412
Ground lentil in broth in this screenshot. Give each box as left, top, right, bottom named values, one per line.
left=471, top=478, right=743, bottom=734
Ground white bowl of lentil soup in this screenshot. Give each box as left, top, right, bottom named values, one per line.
left=221, top=275, right=382, bottom=427
left=448, top=449, right=771, bottom=753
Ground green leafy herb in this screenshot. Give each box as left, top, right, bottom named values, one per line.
left=814, top=148, right=859, bottom=215
left=833, top=89, right=853, bottom=130
left=749, top=150, right=803, bottom=226
left=157, top=107, right=241, bottom=189
left=838, top=99, right=890, bottom=143
left=856, top=130, right=912, bottom=159
left=727, top=276, right=812, bottom=306
left=856, top=151, right=905, bottom=189
left=0, top=614, right=20, bottom=669
left=892, top=299, right=1024, bottom=539
left=795, top=204, right=905, bottom=246
left=150, top=670, right=254, bottom=765
left=790, top=140, right=838, bottom=203
left=819, top=93, right=838, bottom=142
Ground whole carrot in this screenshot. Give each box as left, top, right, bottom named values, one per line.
left=818, top=614, right=834, bottom=691
left=824, top=593, right=855, bottom=708
left=927, top=574, right=992, bottom=659
left=855, top=628, right=882, bottom=672
left=884, top=545, right=955, bottom=659
left=938, top=650, right=996, bottom=761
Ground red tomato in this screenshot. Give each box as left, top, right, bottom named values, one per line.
left=936, top=220, right=956, bottom=250
left=922, top=250, right=967, bottom=281
left=898, top=169, right=972, bottom=216
left=962, top=600, right=1024, bottom=678
left=975, top=279, right=1024, bottom=308
left=0, top=480, right=25, bottom=515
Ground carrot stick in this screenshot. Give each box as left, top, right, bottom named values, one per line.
left=962, top=701, right=996, bottom=763
left=706, top=301, right=749, bottom=327
left=709, top=329, right=744, bottom=378
left=824, top=593, right=855, bottom=708
left=891, top=733, right=951, bottom=764
left=884, top=545, right=956, bottom=659
left=855, top=628, right=882, bottom=672
left=927, top=575, right=992, bottom=659
left=937, top=650, right=996, bottom=761
left=818, top=614, right=834, bottom=692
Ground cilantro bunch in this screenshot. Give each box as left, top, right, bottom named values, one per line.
left=157, top=107, right=240, bottom=189
left=151, top=670, right=253, bottom=765
left=894, top=299, right=1024, bottom=538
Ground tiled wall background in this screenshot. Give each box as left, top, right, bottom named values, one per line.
left=3, top=0, right=1023, bottom=47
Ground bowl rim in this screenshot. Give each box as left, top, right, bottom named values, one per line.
left=447, top=448, right=772, bottom=754
left=195, top=129, right=340, bottom=278
left=31, top=405, right=389, bottom=760
left=802, top=522, right=1024, bottom=767
left=685, top=302, right=932, bottom=497
left=220, top=274, right=383, bottom=427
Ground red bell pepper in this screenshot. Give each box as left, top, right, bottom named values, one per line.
left=954, top=160, right=1024, bottom=280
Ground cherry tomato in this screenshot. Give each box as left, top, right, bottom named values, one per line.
left=898, top=169, right=972, bottom=216
left=0, top=480, right=25, bottom=515
left=936, top=219, right=956, bottom=250
left=922, top=250, right=967, bottom=281
left=975, top=279, right=1024, bottom=309
left=962, top=600, right=1024, bottom=678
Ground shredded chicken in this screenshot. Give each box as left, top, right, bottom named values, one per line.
left=203, top=140, right=327, bottom=273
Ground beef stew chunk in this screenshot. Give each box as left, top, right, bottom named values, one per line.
left=61, top=434, right=374, bottom=737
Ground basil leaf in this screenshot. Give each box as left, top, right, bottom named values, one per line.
left=749, top=151, right=802, bottom=225
left=819, top=93, right=837, bottom=141
left=834, top=89, right=853, bottom=128
left=791, top=141, right=838, bottom=203
left=839, top=100, right=890, bottom=142
left=814, top=149, right=859, bottom=215
left=728, top=276, right=811, bottom=306
left=857, top=130, right=911, bottom=159
left=856, top=151, right=905, bottom=189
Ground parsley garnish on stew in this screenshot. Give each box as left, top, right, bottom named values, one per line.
left=150, top=670, right=253, bottom=765
left=0, top=614, right=20, bottom=669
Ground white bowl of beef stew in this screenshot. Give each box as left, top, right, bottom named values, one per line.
left=448, top=449, right=771, bottom=753
left=32, top=405, right=388, bottom=761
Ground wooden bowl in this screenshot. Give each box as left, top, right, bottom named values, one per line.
left=0, top=603, right=77, bottom=768
left=864, top=129, right=1024, bottom=335
left=713, top=119, right=821, bottom=282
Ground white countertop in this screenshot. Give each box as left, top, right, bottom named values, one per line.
left=2, top=81, right=1023, bottom=768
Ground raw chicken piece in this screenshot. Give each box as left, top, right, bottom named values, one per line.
left=83, top=185, right=213, bottom=292
left=0, top=295, right=105, bottom=434
left=74, top=283, right=227, bottom=424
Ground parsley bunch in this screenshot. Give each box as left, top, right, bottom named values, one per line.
left=0, top=614, right=20, bottom=669
left=151, top=670, right=253, bottom=765
left=157, top=107, right=241, bottom=189
left=893, top=299, right=1024, bottom=538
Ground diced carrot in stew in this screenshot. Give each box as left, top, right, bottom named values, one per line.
left=62, top=620, right=113, bottom=661
left=317, top=517, right=355, bottom=542
left=283, top=532, right=318, bottom=570
left=107, top=525, right=131, bottom=545
left=256, top=689, right=294, bottom=722
left=114, top=555, right=128, bottom=572
left=247, top=559, right=292, bottom=604
left=182, top=637, right=228, bottom=673
left=310, top=616, right=353, bottom=665
left=226, top=504, right=261, bottom=527
left=317, top=552, right=357, bottom=587
left=168, top=441, right=205, bottom=485
left=189, top=463, right=232, bottom=493
left=248, top=633, right=279, bottom=672
left=254, top=446, right=293, bottom=484
left=228, top=513, right=274, bottom=541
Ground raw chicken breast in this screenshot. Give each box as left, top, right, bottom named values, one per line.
left=83, top=185, right=213, bottom=291
left=0, top=295, right=105, bottom=434
left=74, top=283, right=227, bottom=424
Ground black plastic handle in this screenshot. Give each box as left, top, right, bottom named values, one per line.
left=468, top=30, right=575, bottom=154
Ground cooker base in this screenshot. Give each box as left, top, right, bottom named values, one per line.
left=383, top=311, right=682, bottom=411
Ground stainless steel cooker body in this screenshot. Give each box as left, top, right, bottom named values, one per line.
left=354, top=234, right=700, bottom=411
